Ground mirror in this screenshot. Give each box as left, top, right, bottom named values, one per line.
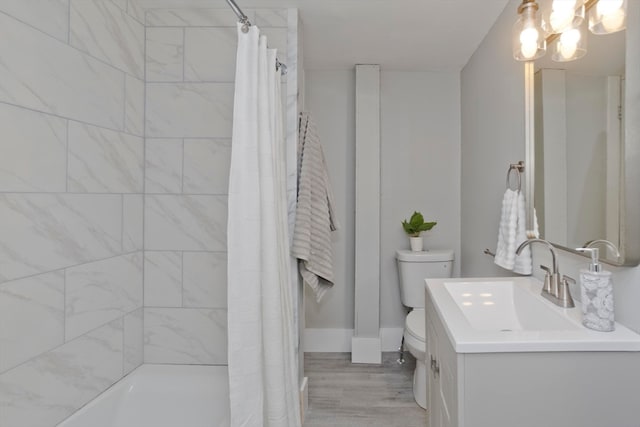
left=527, top=2, right=640, bottom=265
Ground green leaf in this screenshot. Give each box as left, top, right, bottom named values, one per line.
left=419, top=221, right=437, bottom=232
left=409, top=211, right=424, bottom=228
left=401, top=211, right=437, bottom=236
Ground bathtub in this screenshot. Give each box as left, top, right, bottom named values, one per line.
left=56, top=364, right=230, bottom=427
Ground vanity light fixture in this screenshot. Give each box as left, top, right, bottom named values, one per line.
left=513, top=0, right=547, bottom=61
left=514, top=0, right=626, bottom=62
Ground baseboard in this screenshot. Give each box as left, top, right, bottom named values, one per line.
left=380, top=327, right=404, bottom=352
left=304, top=328, right=353, bottom=352
left=304, top=328, right=404, bottom=353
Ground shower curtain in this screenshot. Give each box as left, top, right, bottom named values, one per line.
left=227, top=23, right=301, bottom=427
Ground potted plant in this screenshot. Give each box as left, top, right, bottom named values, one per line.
left=402, top=211, right=437, bottom=252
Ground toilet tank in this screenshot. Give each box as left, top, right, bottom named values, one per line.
left=396, top=249, right=454, bottom=308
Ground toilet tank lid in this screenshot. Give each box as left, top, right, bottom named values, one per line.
left=396, top=249, right=454, bottom=262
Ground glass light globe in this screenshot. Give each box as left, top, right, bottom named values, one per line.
left=602, top=8, right=625, bottom=32
left=551, top=19, right=587, bottom=62
left=597, top=0, right=624, bottom=16
left=550, top=9, right=573, bottom=32
left=520, top=27, right=540, bottom=59
left=558, top=28, right=581, bottom=59
left=549, top=0, right=577, bottom=32
left=513, top=1, right=546, bottom=61
left=589, top=0, right=626, bottom=34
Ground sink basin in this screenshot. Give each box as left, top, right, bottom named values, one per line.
left=444, top=280, right=580, bottom=332
left=425, top=276, right=640, bottom=353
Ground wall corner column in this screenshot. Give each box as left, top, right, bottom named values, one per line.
left=352, top=64, right=381, bottom=364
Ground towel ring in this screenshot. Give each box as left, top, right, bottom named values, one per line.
left=506, top=161, right=524, bottom=192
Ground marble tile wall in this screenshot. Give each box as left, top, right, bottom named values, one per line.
left=0, top=1, right=144, bottom=426
left=142, top=7, right=292, bottom=365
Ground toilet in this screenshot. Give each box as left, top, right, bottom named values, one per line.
left=396, top=249, right=454, bottom=409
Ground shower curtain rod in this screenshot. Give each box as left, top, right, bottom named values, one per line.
left=224, top=0, right=288, bottom=75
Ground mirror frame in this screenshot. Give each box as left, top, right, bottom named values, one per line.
left=525, top=0, right=640, bottom=266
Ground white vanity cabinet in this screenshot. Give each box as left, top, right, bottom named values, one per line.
left=426, top=299, right=459, bottom=427
left=425, top=277, right=640, bottom=427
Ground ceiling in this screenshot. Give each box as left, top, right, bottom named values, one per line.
left=133, top=0, right=511, bottom=71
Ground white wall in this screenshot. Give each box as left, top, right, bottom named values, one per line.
left=304, top=70, right=357, bottom=330
left=461, top=0, right=640, bottom=335
left=460, top=0, right=525, bottom=278
left=379, top=71, right=461, bottom=327
left=305, top=69, right=461, bottom=333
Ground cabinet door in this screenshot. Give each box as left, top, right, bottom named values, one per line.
left=438, top=339, right=456, bottom=427
left=427, top=307, right=458, bottom=427
left=426, top=318, right=443, bottom=427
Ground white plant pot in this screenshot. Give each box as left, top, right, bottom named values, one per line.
left=409, top=236, right=423, bottom=252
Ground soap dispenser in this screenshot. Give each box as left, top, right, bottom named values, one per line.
left=575, top=247, right=614, bottom=332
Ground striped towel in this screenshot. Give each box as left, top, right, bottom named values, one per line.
left=291, top=112, right=339, bottom=302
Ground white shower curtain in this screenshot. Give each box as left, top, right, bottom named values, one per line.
left=227, top=23, right=301, bottom=427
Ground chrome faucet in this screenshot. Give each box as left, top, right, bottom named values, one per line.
left=516, top=238, right=575, bottom=308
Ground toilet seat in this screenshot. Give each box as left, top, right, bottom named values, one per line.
left=404, top=308, right=428, bottom=409
left=405, top=309, right=426, bottom=342
left=404, top=309, right=426, bottom=362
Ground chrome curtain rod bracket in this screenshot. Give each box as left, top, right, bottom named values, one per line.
left=225, top=0, right=288, bottom=74
left=240, top=18, right=250, bottom=33
left=226, top=0, right=251, bottom=31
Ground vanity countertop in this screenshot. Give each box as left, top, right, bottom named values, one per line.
left=425, top=276, right=640, bottom=353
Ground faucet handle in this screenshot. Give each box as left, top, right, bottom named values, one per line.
left=539, top=265, right=552, bottom=294
left=558, top=275, right=576, bottom=308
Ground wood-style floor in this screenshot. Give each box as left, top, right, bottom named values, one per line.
left=303, top=352, right=426, bottom=427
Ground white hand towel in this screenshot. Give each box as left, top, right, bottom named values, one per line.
left=494, top=189, right=519, bottom=270
left=495, top=189, right=538, bottom=275
left=513, top=191, right=532, bottom=274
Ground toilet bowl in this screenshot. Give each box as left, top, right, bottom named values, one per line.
left=404, top=309, right=427, bottom=408
left=396, top=249, right=454, bottom=409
